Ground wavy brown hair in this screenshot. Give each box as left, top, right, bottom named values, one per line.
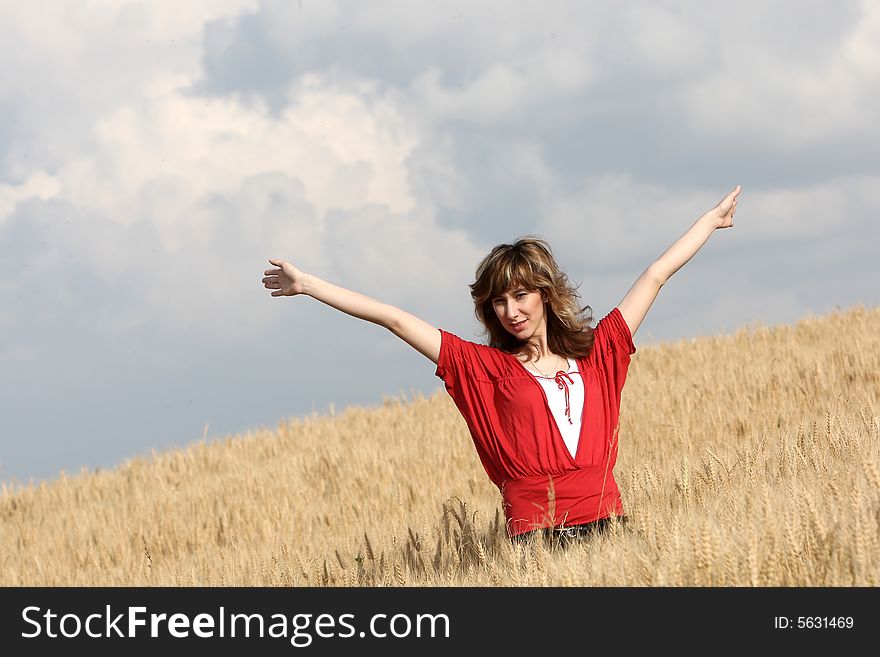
left=469, top=235, right=595, bottom=361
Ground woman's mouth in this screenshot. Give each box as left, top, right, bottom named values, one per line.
left=511, top=320, right=527, bottom=332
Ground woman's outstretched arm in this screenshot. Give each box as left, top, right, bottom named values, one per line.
left=617, top=185, right=740, bottom=337
left=262, top=258, right=441, bottom=365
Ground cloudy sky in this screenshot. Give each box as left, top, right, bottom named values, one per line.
left=2, top=0, right=878, bottom=487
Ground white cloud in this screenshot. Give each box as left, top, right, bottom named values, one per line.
left=326, top=204, right=482, bottom=306
left=845, top=0, right=880, bottom=75
left=44, top=72, right=419, bottom=238
left=2, top=69, right=428, bottom=293
left=681, top=2, right=879, bottom=146
left=537, top=173, right=880, bottom=272
left=0, top=172, right=61, bottom=223
left=538, top=174, right=704, bottom=268
left=619, top=3, right=711, bottom=75
left=1, top=0, right=877, bottom=323
left=0, top=1, right=480, bottom=344
left=0, top=1, right=258, bottom=176
left=739, top=176, right=879, bottom=240
left=412, top=64, right=529, bottom=123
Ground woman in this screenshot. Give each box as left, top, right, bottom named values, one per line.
left=262, top=185, right=740, bottom=545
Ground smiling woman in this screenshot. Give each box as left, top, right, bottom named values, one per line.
left=262, top=185, right=740, bottom=547
left=471, top=237, right=596, bottom=366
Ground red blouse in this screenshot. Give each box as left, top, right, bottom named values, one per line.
left=435, top=307, right=636, bottom=537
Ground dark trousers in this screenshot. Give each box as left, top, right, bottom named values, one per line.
left=512, top=516, right=629, bottom=548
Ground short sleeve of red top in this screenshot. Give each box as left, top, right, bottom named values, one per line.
left=435, top=307, right=636, bottom=537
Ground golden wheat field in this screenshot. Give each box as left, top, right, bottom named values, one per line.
left=2, top=304, right=879, bottom=586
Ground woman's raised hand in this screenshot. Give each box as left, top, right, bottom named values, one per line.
left=705, top=185, right=741, bottom=229
left=263, top=258, right=306, bottom=297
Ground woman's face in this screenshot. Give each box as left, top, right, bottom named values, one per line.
left=492, top=285, right=547, bottom=338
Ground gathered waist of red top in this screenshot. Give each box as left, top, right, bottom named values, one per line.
left=501, top=467, right=624, bottom=538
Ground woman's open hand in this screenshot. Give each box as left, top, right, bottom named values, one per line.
left=704, top=185, right=741, bottom=229
left=263, top=258, right=306, bottom=297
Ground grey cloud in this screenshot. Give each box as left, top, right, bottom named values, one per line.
left=3, top=0, right=879, bottom=488
left=187, top=0, right=877, bottom=194
left=0, top=165, right=476, bottom=485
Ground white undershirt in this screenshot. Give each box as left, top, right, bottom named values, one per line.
left=529, top=358, right=584, bottom=458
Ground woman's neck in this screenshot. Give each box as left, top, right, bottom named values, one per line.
left=525, top=329, right=551, bottom=360
left=519, top=342, right=558, bottom=364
